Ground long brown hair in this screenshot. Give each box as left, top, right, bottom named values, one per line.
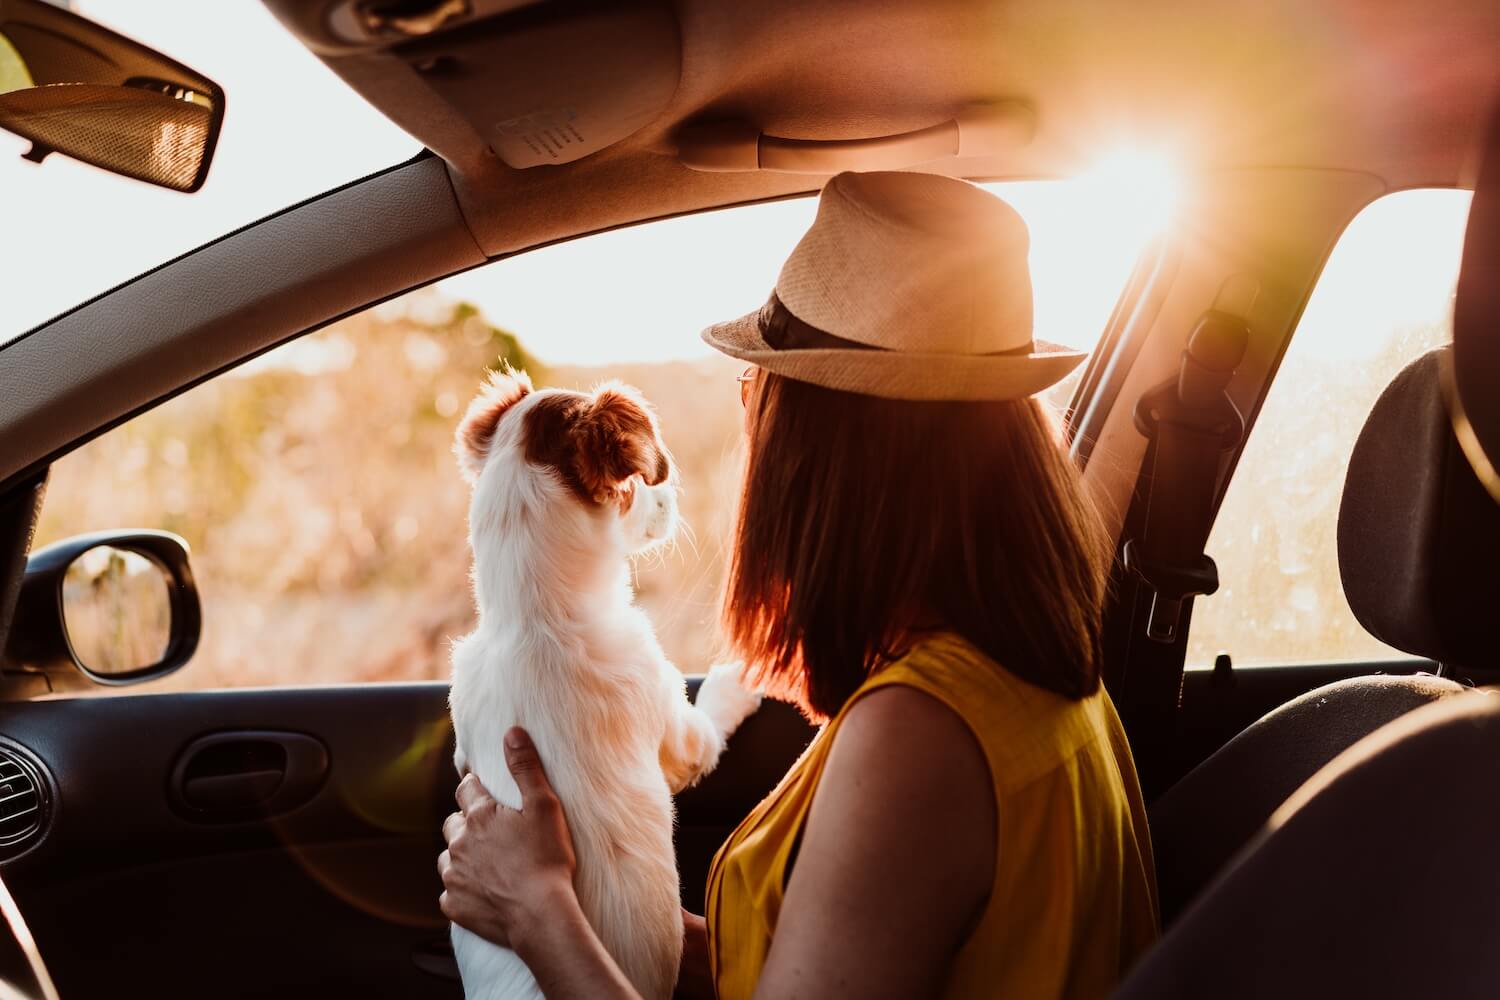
left=723, top=372, right=1112, bottom=721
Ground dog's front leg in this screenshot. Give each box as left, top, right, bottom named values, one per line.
left=695, top=662, right=762, bottom=741
left=659, top=663, right=761, bottom=793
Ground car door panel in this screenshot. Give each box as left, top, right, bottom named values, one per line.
left=0, top=680, right=814, bottom=998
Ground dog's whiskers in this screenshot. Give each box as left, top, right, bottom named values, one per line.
left=678, top=517, right=702, bottom=560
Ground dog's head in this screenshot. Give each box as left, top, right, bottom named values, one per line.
left=455, top=366, right=677, bottom=555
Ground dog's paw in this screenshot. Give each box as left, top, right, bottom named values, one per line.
left=696, top=662, right=762, bottom=739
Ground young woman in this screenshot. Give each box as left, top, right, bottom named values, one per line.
left=438, top=171, right=1159, bottom=999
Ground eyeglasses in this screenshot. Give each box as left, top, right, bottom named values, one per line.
left=736, top=366, right=758, bottom=408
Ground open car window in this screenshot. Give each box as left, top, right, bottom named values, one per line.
left=32, top=178, right=1164, bottom=692
left=1186, top=188, right=1474, bottom=668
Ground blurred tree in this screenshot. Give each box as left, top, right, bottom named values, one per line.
left=445, top=301, right=544, bottom=385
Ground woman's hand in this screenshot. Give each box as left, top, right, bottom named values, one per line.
left=438, top=727, right=578, bottom=954
left=438, top=729, right=641, bottom=998
left=676, top=909, right=715, bottom=1000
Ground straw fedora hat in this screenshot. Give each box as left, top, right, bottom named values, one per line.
left=701, top=171, right=1085, bottom=401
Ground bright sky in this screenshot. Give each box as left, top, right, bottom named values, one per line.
left=1292, top=188, right=1472, bottom=360
left=434, top=167, right=1171, bottom=364
left=0, top=3, right=1471, bottom=367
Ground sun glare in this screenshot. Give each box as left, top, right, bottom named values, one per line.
left=1074, top=148, right=1182, bottom=238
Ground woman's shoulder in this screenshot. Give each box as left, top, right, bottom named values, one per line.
left=858, top=630, right=1116, bottom=792
left=837, top=682, right=987, bottom=767
left=867, top=630, right=1051, bottom=706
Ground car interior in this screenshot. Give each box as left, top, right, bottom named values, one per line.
left=0, top=0, right=1498, bottom=996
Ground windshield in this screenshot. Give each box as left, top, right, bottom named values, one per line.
left=0, top=0, right=418, bottom=344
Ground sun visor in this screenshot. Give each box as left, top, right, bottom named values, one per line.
left=267, top=0, right=680, bottom=170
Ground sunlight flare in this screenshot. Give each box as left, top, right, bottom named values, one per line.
left=1075, top=147, right=1183, bottom=237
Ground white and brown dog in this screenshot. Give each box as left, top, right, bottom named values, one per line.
left=448, top=367, right=759, bottom=1000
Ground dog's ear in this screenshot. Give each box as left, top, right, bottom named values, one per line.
left=573, top=383, right=671, bottom=501
left=455, top=366, right=533, bottom=482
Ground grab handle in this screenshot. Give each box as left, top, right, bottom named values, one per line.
left=677, top=102, right=1034, bottom=174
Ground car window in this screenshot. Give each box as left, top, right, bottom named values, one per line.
left=32, top=178, right=1163, bottom=692
left=1185, top=189, right=1474, bottom=668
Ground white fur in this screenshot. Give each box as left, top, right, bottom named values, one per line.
left=449, top=386, right=760, bottom=1000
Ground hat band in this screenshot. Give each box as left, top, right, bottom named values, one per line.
left=758, top=292, right=1034, bottom=357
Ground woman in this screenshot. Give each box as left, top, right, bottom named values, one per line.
left=439, top=171, right=1159, bottom=999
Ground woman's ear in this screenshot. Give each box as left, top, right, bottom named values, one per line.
left=455, top=366, right=533, bottom=482
left=574, top=382, right=671, bottom=500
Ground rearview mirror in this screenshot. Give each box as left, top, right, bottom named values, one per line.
left=0, top=0, right=224, bottom=192
left=3, top=530, right=201, bottom=690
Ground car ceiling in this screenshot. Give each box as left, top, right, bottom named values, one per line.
left=267, top=0, right=1500, bottom=255
left=0, top=0, right=1495, bottom=505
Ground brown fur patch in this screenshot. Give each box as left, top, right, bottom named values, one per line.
left=455, top=367, right=533, bottom=481
left=523, top=383, right=670, bottom=505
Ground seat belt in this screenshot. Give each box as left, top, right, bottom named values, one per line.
left=1123, top=310, right=1248, bottom=644
left=1115, top=311, right=1247, bottom=798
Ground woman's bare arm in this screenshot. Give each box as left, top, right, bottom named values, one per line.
left=442, top=699, right=994, bottom=1000
left=752, top=685, right=997, bottom=1000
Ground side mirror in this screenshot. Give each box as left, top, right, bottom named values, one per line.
left=0, top=0, right=225, bottom=192
left=3, top=531, right=201, bottom=690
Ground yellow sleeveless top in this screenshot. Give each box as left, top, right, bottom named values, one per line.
left=704, top=632, right=1159, bottom=1000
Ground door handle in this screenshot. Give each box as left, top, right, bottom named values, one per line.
left=169, top=730, right=328, bottom=822
left=182, top=768, right=284, bottom=811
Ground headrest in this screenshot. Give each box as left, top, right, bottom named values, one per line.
left=1451, top=96, right=1500, bottom=490
left=1338, top=347, right=1500, bottom=669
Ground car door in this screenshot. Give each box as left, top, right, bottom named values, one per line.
left=0, top=661, right=811, bottom=998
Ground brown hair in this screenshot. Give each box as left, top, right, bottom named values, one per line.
left=723, top=373, right=1112, bottom=721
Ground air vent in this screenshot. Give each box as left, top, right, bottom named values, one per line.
left=0, top=745, right=49, bottom=860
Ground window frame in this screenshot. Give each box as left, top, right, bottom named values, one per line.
left=1180, top=186, right=1473, bottom=671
